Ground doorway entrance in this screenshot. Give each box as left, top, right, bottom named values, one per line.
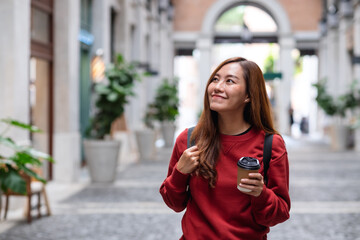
left=29, top=0, right=54, bottom=180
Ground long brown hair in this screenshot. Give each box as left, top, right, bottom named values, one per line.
left=191, top=57, right=277, bottom=188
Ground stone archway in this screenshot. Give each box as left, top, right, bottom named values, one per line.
left=196, top=0, right=295, bottom=134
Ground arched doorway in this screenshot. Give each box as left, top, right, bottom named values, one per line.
left=196, top=0, right=295, bottom=134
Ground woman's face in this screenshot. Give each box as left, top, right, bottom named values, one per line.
left=207, top=62, right=249, bottom=114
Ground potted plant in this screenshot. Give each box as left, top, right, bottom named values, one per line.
left=0, top=118, right=53, bottom=197
left=313, top=79, right=360, bottom=150
left=84, top=54, right=139, bottom=183
left=134, top=103, right=157, bottom=161
left=152, top=78, right=179, bottom=148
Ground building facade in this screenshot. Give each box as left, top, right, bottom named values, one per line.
left=0, top=0, right=175, bottom=182
left=318, top=0, right=360, bottom=150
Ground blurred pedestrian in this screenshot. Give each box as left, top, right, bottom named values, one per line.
left=289, top=105, right=294, bottom=126
left=300, top=117, right=309, bottom=134
left=160, top=57, right=290, bottom=239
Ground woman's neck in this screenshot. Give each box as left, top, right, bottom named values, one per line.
left=218, top=113, right=250, bottom=135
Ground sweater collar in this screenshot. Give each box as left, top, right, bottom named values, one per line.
left=220, top=127, right=261, bottom=142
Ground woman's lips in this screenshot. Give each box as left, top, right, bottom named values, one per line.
left=212, top=94, right=226, bottom=99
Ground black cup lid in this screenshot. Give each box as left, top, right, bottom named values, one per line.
left=237, top=157, right=260, bottom=170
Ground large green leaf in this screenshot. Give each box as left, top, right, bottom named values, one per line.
left=111, top=81, right=126, bottom=95
left=10, top=152, right=42, bottom=166
left=95, top=84, right=111, bottom=94
left=26, top=148, right=54, bottom=162
left=1, top=119, right=42, bottom=133
left=18, top=165, right=46, bottom=183
left=107, top=92, right=118, bottom=102
left=116, top=54, right=124, bottom=64
left=0, top=136, right=19, bottom=150
left=0, top=166, right=26, bottom=194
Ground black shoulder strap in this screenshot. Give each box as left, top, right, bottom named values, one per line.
left=186, top=127, right=196, bottom=193
left=263, top=133, right=274, bottom=186
left=187, top=127, right=195, bottom=148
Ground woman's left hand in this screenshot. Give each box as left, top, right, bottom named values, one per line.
left=239, top=173, right=264, bottom=197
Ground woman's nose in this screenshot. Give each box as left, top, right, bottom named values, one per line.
left=214, top=80, right=225, bottom=91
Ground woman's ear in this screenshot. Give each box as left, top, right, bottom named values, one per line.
left=244, top=98, right=250, bottom=103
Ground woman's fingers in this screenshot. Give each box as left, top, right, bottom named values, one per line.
left=239, top=173, right=264, bottom=197
left=248, top=173, right=264, bottom=182
left=176, top=146, right=200, bottom=174
left=186, top=146, right=200, bottom=157
left=187, top=145, right=198, bottom=151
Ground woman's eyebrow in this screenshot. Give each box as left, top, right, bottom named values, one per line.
left=215, top=73, right=239, bottom=79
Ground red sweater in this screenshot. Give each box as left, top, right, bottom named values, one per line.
left=160, top=127, right=290, bottom=240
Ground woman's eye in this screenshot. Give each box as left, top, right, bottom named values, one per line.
left=226, top=79, right=235, bottom=83
left=212, top=77, right=219, bottom=82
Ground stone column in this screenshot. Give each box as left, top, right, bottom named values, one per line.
left=316, top=35, right=329, bottom=134
left=148, top=9, right=161, bottom=99
left=318, top=36, right=328, bottom=84
left=126, top=1, right=146, bottom=131
left=92, top=0, right=111, bottom=64
left=53, top=0, right=81, bottom=182
left=335, top=1, right=354, bottom=150
left=166, top=22, right=175, bottom=80
left=338, top=7, right=353, bottom=94
left=277, top=36, right=295, bottom=135
left=159, top=12, right=171, bottom=80
left=0, top=0, right=30, bottom=139
left=354, top=0, right=360, bottom=151
left=137, top=0, right=147, bottom=65
left=196, top=36, right=212, bottom=111
left=325, top=25, right=343, bottom=150
left=150, top=16, right=160, bottom=76
left=0, top=1, right=29, bottom=209
left=327, top=28, right=340, bottom=96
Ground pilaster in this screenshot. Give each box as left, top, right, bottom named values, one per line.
left=196, top=36, right=212, bottom=110
left=277, top=36, right=295, bottom=135
left=338, top=8, right=353, bottom=94
left=327, top=29, right=340, bottom=96
left=92, top=0, right=111, bottom=64
left=53, top=0, right=81, bottom=182
left=0, top=0, right=30, bottom=129
left=353, top=0, right=360, bottom=151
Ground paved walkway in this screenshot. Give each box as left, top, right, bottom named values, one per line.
left=1, top=136, right=360, bottom=240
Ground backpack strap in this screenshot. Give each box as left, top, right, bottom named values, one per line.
left=263, top=133, right=274, bottom=186
left=186, top=127, right=196, bottom=193
left=187, top=127, right=195, bottom=148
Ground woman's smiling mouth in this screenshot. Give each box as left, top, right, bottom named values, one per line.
left=211, top=94, right=226, bottom=99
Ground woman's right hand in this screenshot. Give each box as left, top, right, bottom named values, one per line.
left=176, top=146, right=200, bottom=174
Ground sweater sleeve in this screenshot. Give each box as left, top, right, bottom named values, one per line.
left=250, top=134, right=291, bottom=227
left=159, top=130, right=190, bottom=212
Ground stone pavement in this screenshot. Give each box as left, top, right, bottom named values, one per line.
left=1, top=136, right=360, bottom=240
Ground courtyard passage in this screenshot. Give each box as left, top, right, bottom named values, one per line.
left=1, top=136, right=360, bottom=240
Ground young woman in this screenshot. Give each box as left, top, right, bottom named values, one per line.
left=160, top=57, right=290, bottom=239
